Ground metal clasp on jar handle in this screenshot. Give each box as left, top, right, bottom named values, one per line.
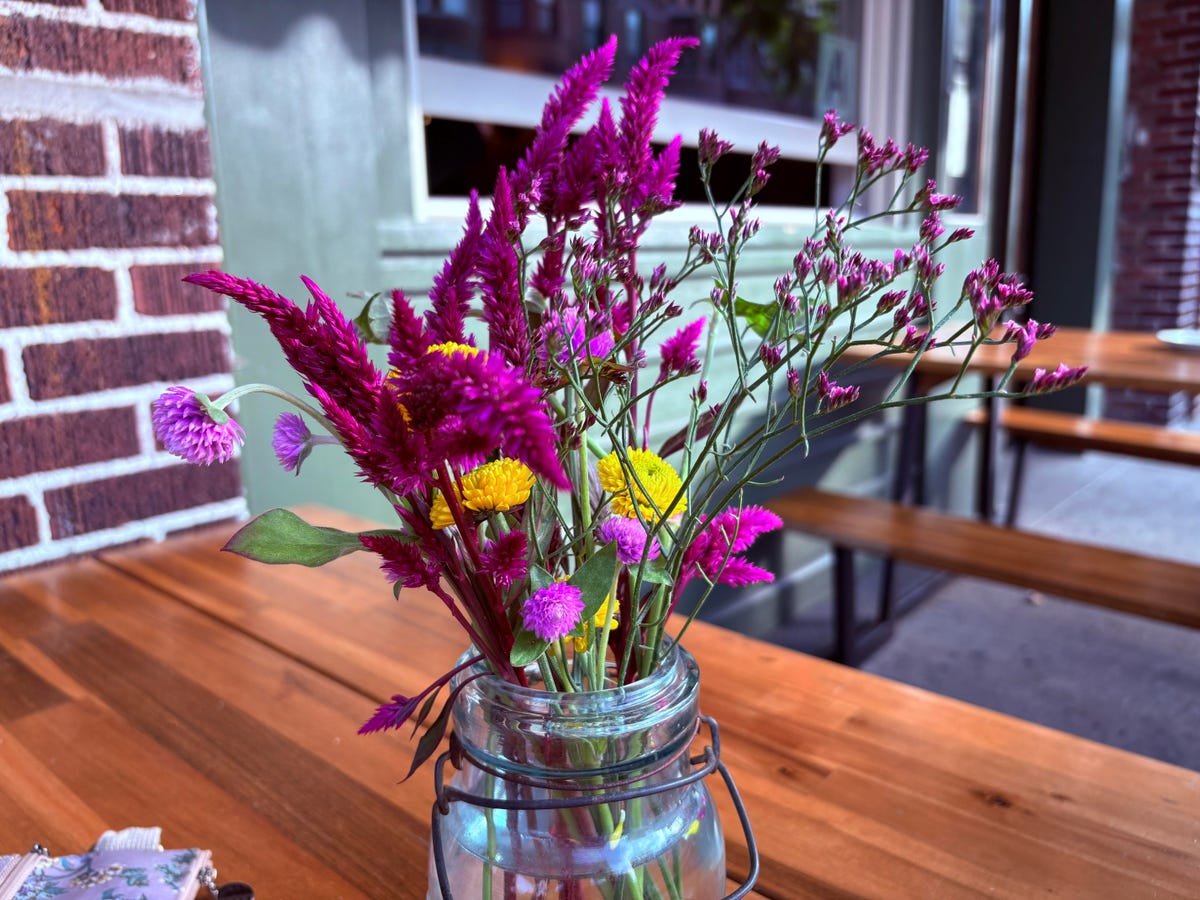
left=430, top=713, right=760, bottom=899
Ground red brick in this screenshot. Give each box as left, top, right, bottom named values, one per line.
left=130, top=264, right=224, bottom=315
left=101, top=0, right=195, bottom=21
left=45, top=461, right=241, bottom=538
left=0, top=408, right=139, bottom=479
left=24, top=0, right=85, bottom=6
left=0, top=120, right=104, bottom=176
left=0, top=14, right=198, bottom=86
left=119, top=126, right=212, bottom=178
left=0, top=496, right=39, bottom=552
left=0, top=268, right=117, bottom=327
left=23, top=330, right=230, bottom=400
left=0, top=350, right=10, bottom=405
left=6, top=191, right=217, bottom=251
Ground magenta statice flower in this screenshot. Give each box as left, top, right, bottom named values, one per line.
left=272, top=412, right=311, bottom=474
left=152, top=386, right=244, bottom=465
left=596, top=517, right=660, bottom=566
left=1030, top=363, right=1088, bottom=394
left=522, top=581, right=584, bottom=642
left=816, top=371, right=861, bottom=411
left=820, top=109, right=855, bottom=148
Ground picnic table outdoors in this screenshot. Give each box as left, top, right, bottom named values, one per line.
left=1, top=507, right=1198, bottom=898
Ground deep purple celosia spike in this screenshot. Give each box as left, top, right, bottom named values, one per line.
left=644, top=133, right=683, bottom=211
left=184, top=270, right=382, bottom=427
left=426, top=191, right=482, bottom=344
left=617, top=36, right=698, bottom=204
left=478, top=168, right=531, bottom=369
left=389, top=289, right=431, bottom=372
left=298, top=275, right=385, bottom=417
left=360, top=532, right=442, bottom=589
left=512, top=35, right=618, bottom=222
left=552, top=126, right=600, bottom=221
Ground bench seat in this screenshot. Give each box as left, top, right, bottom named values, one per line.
left=768, top=487, right=1200, bottom=663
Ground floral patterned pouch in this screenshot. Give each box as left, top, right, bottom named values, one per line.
left=0, top=829, right=250, bottom=900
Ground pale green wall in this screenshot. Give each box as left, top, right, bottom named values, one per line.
left=198, top=1, right=993, bottom=637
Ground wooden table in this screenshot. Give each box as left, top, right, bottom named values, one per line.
left=845, top=326, right=1200, bottom=394
left=2, top=508, right=1198, bottom=898
left=843, top=326, right=1200, bottom=517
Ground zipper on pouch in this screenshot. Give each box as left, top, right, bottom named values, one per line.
left=0, top=844, right=49, bottom=900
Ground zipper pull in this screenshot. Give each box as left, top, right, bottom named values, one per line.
left=198, top=865, right=254, bottom=899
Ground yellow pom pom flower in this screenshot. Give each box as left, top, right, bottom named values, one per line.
left=572, top=595, right=619, bottom=652
left=427, top=341, right=481, bottom=359
left=430, top=457, right=536, bottom=530
left=597, top=447, right=686, bottom=522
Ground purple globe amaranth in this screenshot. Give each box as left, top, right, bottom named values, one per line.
left=152, top=386, right=244, bottom=465
left=522, top=581, right=585, bottom=642
left=596, top=516, right=660, bottom=566
left=272, top=412, right=311, bottom=474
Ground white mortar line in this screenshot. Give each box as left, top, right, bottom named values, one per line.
left=0, top=71, right=205, bottom=127
left=0, top=445, right=241, bottom=494
left=1, top=310, right=230, bottom=346
left=0, top=175, right=217, bottom=195
left=0, top=1, right=199, bottom=38
left=102, top=118, right=123, bottom=178
left=0, top=245, right=224, bottom=268
left=0, top=335, right=31, bottom=406
left=0, top=368, right=234, bottom=422
left=113, top=264, right=136, bottom=322
left=0, top=497, right=248, bottom=574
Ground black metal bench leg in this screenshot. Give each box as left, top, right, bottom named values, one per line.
left=1005, top=437, right=1029, bottom=528
left=834, top=545, right=857, bottom=666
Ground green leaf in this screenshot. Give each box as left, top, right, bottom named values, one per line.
left=638, top=556, right=675, bottom=586
left=223, top=508, right=374, bottom=566
left=352, top=291, right=391, bottom=344
left=401, top=675, right=480, bottom=782
left=509, top=626, right=549, bottom=669
left=734, top=296, right=779, bottom=338
left=569, top=542, right=619, bottom=622
left=508, top=547, right=618, bottom=669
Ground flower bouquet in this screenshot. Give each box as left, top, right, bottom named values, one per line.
left=153, top=35, right=1081, bottom=899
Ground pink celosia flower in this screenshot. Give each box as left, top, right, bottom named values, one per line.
left=596, top=517, right=660, bottom=566
left=359, top=532, right=443, bottom=590
left=659, top=317, right=706, bottom=377
left=272, top=412, right=311, bottom=474
left=678, top=505, right=782, bottom=591
left=152, top=386, right=244, bottom=465
left=522, top=582, right=584, bottom=642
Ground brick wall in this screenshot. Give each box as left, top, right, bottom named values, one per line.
left=1107, top=0, right=1200, bottom=423
left=0, top=0, right=245, bottom=571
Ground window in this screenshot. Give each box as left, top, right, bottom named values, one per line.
left=411, top=0, right=892, bottom=208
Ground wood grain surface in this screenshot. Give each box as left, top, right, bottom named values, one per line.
left=840, top=326, right=1200, bottom=394
left=0, top=507, right=1196, bottom=898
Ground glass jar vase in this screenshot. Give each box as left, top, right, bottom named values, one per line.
left=427, top=642, right=753, bottom=899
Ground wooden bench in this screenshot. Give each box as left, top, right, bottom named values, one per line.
left=768, top=487, right=1200, bottom=665
left=965, top=405, right=1200, bottom=524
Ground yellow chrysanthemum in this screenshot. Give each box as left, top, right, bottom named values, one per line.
left=597, top=447, right=686, bottom=522
left=427, top=341, right=480, bottom=359
left=572, top=595, right=620, bottom=652
left=430, top=458, right=536, bottom=530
